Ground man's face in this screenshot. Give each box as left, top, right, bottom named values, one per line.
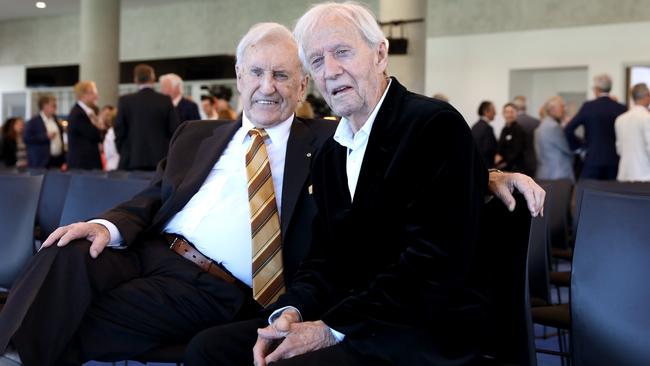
left=236, top=36, right=307, bottom=128
left=201, top=99, right=213, bottom=115
left=503, top=105, right=517, bottom=124
left=42, top=100, right=57, bottom=116
left=83, top=84, right=99, bottom=107
left=302, top=15, right=388, bottom=125
left=160, top=79, right=173, bottom=97
left=485, top=104, right=496, bottom=121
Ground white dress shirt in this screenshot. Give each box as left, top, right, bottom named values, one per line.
left=333, top=79, right=391, bottom=199
left=40, top=112, right=63, bottom=157
left=94, top=113, right=292, bottom=287
left=615, top=105, right=650, bottom=182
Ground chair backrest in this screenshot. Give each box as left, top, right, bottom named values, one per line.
left=36, top=171, right=72, bottom=240
left=59, top=175, right=149, bottom=226
left=539, top=179, right=572, bottom=249
left=127, top=170, right=156, bottom=181
left=573, top=180, right=650, bottom=235
left=527, top=214, right=551, bottom=306
left=476, top=193, right=536, bottom=366
left=571, top=190, right=650, bottom=366
left=0, top=175, right=43, bottom=289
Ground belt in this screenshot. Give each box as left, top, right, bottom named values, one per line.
left=165, top=234, right=237, bottom=285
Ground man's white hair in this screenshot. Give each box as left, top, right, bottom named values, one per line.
left=159, top=73, right=183, bottom=92
left=593, top=74, right=612, bottom=93
left=544, top=95, right=564, bottom=116
left=235, top=22, right=305, bottom=75
left=293, top=1, right=388, bottom=70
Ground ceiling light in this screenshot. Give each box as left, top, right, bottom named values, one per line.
left=35, top=2, right=47, bottom=9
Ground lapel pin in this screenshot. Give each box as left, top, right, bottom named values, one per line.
left=306, top=152, right=312, bottom=158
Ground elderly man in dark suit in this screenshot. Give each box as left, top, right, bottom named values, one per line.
left=23, top=94, right=64, bottom=168
left=159, top=73, right=202, bottom=124
left=565, top=74, right=626, bottom=180
left=67, top=80, right=103, bottom=170
left=183, top=3, right=545, bottom=366
left=471, top=100, right=497, bottom=168
left=115, top=64, right=180, bottom=171
left=0, top=23, right=333, bottom=366
left=513, top=95, right=540, bottom=176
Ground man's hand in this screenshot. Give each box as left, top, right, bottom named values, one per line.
left=488, top=171, right=545, bottom=217
left=253, top=308, right=301, bottom=366
left=41, top=222, right=111, bottom=258
left=255, top=320, right=338, bottom=366
left=47, top=131, right=57, bottom=140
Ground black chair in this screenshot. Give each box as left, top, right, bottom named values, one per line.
left=0, top=175, right=43, bottom=294
left=59, top=175, right=149, bottom=226
left=476, top=193, right=536, bottom=366
left=128, top=170, right=156, bottom=181
left=36, top=171, right=72, bottom=241
left=107, top=170, right=130, bottom=179
left=571, top=190, right=650, bottom=366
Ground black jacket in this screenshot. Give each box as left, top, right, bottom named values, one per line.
left=67, top=103, right=102, bottom=170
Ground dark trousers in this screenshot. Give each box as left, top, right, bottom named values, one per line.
left=0, top=237, right=254, bottom=366
left=184, top=318, right=381, bottom=366
left=580, top=164, right=618, bottom=180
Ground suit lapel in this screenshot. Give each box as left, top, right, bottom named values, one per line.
left=161, top=121, right=241, bottom=222
left=280, top=119, right=316, bottom=235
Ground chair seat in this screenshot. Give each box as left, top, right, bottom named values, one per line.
left=549, top=271, right=571, bottom=287
left=531, top=304, right=570, bottom=329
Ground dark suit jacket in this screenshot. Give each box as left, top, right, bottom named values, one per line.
left=175, top=97, right=201, bottom=124
left=115, top=87, right=180, bottom=171
left=99, top=117, right=335, bottom=286
left=565, top=96, right=626, bottom=167
left=67, top=103, right=102, bottom=170
left=23, top=114, right=64, bottom=168
left=270, top=79, right=488, bottom=364
left=498, top=122, right=527, bottom=173
left=471, top=118, right=497, bottom=168
left=1, top=138, right=17, bottom=167
left=516, top=113, right=540, bottom=176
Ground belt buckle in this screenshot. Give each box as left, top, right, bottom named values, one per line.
left=169, top=236, right=179, bottom=249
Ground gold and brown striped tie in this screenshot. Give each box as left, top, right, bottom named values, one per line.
left=246, top=128, right=285, bottom=307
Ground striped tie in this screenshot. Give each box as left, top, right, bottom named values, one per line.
left=246, top=128, right=285, bottom=307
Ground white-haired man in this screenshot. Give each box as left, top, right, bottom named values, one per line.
left=160, top=73, right=201, bottom=124
left=184, top=3, right=545, bottom=365
left=535, top=96, right=575, bottom=181
left=615, top=83, right=650, bottom=181
left=565, top=73, right=626, bottom=180
left=0, top=23, right=334, bottom=366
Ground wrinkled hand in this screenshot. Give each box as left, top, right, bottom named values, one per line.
left=255, top=319, right=338, bottom=366
left=488, top=171, right=545, bottom=217
left=41, top=222, right=111, bottom=258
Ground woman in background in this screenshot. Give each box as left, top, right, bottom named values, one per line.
left=1, top=117, right=28, bottom=168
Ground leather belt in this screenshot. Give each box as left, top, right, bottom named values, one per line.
left=165, top=234, right=237, bottom=285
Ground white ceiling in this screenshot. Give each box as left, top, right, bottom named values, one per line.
left=0, top=0, right=180, bottom=21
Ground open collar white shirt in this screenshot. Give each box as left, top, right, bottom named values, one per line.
left=98, top=113, right=293, bottom=287
left=333, top=79, right=391, bottom=199
left=39, top=112, right=62, bottom=157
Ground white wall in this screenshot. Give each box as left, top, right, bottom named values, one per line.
left=425, top=21, right=650, bottom=133
left=0, top=65, right=26, bottom=91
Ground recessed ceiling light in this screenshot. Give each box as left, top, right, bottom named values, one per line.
left=35, top=2, right=47, bottom=9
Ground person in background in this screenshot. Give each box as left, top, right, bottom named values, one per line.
left=615, top=83, right=650, bottom=182
left=200, top=95, right=219, bottom=120
left=1, top=117, right=27, bottom=169
left=23, top=94, right=65, bottom=169
left=295, top=100, right=314, bottom=119
left=535, top=96, right=574, bottom=181
left=565, top=73, right=626, bottom=180
left=160, top=73, right=201, bottom=124
left=496, top=102, right=527, bottom=172
left=471, top=100, right=497, bottom=168
left=99, top=105, right=119, bottom=171
left=513, top=95, right=540, bottom=176
left=213, top=86, right=238, bottom=120
left=67, top=81, right=103, bottom=170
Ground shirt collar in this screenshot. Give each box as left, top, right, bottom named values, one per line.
left=40, top=112, right=54, bottom=122
left=334, top=78, right=392, bottom=149
left=172, top=95, right=182, bottom=107
left=77, top=101, right=95, bottom=116
left=240, top=112, right=294, bottom=146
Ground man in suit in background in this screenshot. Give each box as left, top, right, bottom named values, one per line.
left=471, top=100, right=497, bottom=168
left=614, top=83, right=650, bottom=182
left=0, top=23, right=333, bottom=366
left=115, top=64, right=180, bottom=171
left=513, top=95, right=540, bottom=176
left=160, top=73, right=202, bottom=124
left=67, top=80, right=103, bottom=170
left=535, top=96, right=574, bottom=181
left=565, top=73, right=626, bottom=180
left=184, top=3, right=545, bottom=365
left=23, top=94, right=65, bottom=168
